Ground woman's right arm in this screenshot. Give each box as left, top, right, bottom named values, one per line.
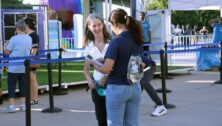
left=83, top=59, right=96, bottom=89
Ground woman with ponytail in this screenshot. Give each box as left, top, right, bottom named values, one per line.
left=92, top=8, right=144, bottom=126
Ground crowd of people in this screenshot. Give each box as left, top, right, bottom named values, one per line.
left=172, top=24, right=209, bottom=36
left=2, top=7, right=222, bottom=126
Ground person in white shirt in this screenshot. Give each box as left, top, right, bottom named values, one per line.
left=83, top=14, right=111, bottom=126
left=174, top=24, right=182, bottom=36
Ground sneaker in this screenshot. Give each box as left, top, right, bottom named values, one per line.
left=151, top=105, right=167, bottom=117
left=30, top=100, right=38, bottom=105
left=19, top=104, right=26, bottom=112
left=6, top=105, right=16, bottom=113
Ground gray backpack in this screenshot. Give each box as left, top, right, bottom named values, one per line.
left=127, top=49, right=144, bottom=84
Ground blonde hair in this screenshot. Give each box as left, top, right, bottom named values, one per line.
left=83, top=14, right=111, bottom=47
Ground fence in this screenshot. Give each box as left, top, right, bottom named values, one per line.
left=169, top=34, right=213, bottom=66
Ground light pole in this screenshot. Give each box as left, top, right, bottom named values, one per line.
left=130, top=0, right=136, bottom=17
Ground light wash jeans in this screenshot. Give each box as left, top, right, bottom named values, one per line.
left=106, top=83, right=141, bottom=126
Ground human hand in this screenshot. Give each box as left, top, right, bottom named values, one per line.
left=88, top=79, right=96, bottom=89
left=99, top=75, right=108, bottom=86
left=96, top=58, right=105, bottom=64
left=3, top=42, right=8, bottom=50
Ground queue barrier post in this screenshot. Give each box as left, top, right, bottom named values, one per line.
left=215, top=41, right=222, bottom=84
left=0, top=59, right=3, bottom=105
left=24, top=60, right=31, bottom=126
left=156, top=43, right=172, bottom=93
left=164, top=42, right=173, bottom=80
left=159, top=50, right=175, bottom=109
left=53, top=48, right=68, bottom=95
left=42, top=53, right=62, bottom=113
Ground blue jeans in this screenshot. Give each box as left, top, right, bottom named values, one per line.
left=106, top=83, right=141, bottom=126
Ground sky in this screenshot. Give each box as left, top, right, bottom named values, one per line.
left=22, top=0, right=39, bottom=4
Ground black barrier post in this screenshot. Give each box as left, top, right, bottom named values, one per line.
left=0, top=70, right=2, bottom=105
left=159, top=50, right=175, bottom=109
left=164, top=42, right=173, bottom=79
left=53, top=48, right=68, bottom=95
left=156, top=43, right=172, bottom=93
left=214, top=41, right=222, bottom=84
left=24, top=60, right=31, bottom=126
left=42, top=53, right=62, bottom=113
left=0, top=59, right=3, bottom=105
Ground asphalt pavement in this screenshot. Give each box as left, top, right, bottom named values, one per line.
left=0, top=71, right=222, bottom=126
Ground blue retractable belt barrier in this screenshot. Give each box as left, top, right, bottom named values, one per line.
left=0, top=55, right=47, bottom=61
left=143, top=42, right=165, bottom=47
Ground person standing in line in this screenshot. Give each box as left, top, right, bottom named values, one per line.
left=141, top=57, right=167, bottom=117
left=83, top=14, right=111, bottom=126
left=208, top=17, right=222, bottom=43
left=93, top=8, right=143, bottom=126
left=139, top=11, right=167, bottom=117
left=4, top=19, right=32, bottom=113
left=24, top=18, right=40, bottom=105
left=140, top=12, right=167, bottom=116
left=199, top=26, right=208, bottom=36
left=139, top=11, right=151, bottom=57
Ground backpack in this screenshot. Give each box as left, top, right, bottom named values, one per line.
left=127, top=50, right=144, bottom=84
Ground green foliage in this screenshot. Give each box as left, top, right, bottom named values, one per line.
left=146, top=0, right=168, bottom=10
left=144, top=0, right=220, bottom=33
left=2, top=0, right=32, bottom=9
left=171, top=10, right=220, bottom=33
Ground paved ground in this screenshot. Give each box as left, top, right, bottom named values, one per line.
left=0, top=71, right=222, bottom=126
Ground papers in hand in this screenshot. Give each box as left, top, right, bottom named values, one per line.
left=86, top=55, right=103, bottom=66
left=143, top=66, right=150, bottom=72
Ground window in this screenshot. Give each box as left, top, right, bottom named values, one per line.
left=3, top=12, right=38, bottom=42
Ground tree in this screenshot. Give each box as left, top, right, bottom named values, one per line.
left=2, top=0, right=32, bottom=9
left=144, top=0, right=220, bottom=33
left=145, top=0, right=167, bottom=10
left=171, top=10, right=220, bottom=33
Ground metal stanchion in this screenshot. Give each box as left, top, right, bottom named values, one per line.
left=156, top=43, right=172, bottom=93
left=0, top=59, right=3, bottom=105
left=24, top=60, right=31, bottom=126
left=159, top=50, right=175, bottom=109
left=42, top=53, right=62, bottom=113
left=0, top=69, right=2, bottom=105
left=53, top=48, right=68, bottom=95
left=164, top=42, right=173, bottom=79
left=214, top=42, right=222, bottom=84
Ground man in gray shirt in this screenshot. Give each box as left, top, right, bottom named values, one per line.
left=4, top=19, right=32, bottom=113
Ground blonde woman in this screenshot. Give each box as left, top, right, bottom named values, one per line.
left=83, top=14, right=111, bottom=126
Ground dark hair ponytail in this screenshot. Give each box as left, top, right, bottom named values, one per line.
left=24, top=18, right=36, bottom=30
left=125, top=16, right=143, bottom=45
left=109, top=9, right=144, bottom=45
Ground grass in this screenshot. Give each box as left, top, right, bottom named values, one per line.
left=0, top=62, right=190, bottom=91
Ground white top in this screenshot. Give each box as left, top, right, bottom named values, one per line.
left=84, top=42, right=109, bottom=81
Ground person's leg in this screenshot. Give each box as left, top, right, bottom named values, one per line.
left=7, top=73, right=18, bottom=106
left=91, top=89, right=107, bottom=126
left=143, top=45, right=148, bottom=57
left=124, top=83, right=141, bottom=126
left=18, top=73, right=26, bottom=105
left=141, top=65, right=163, bottom=105
left=141, top=66, right=167, bottom=116
left=30, top=70, right=38, bottom=103
left=106, top=84, right=130, bottom=126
